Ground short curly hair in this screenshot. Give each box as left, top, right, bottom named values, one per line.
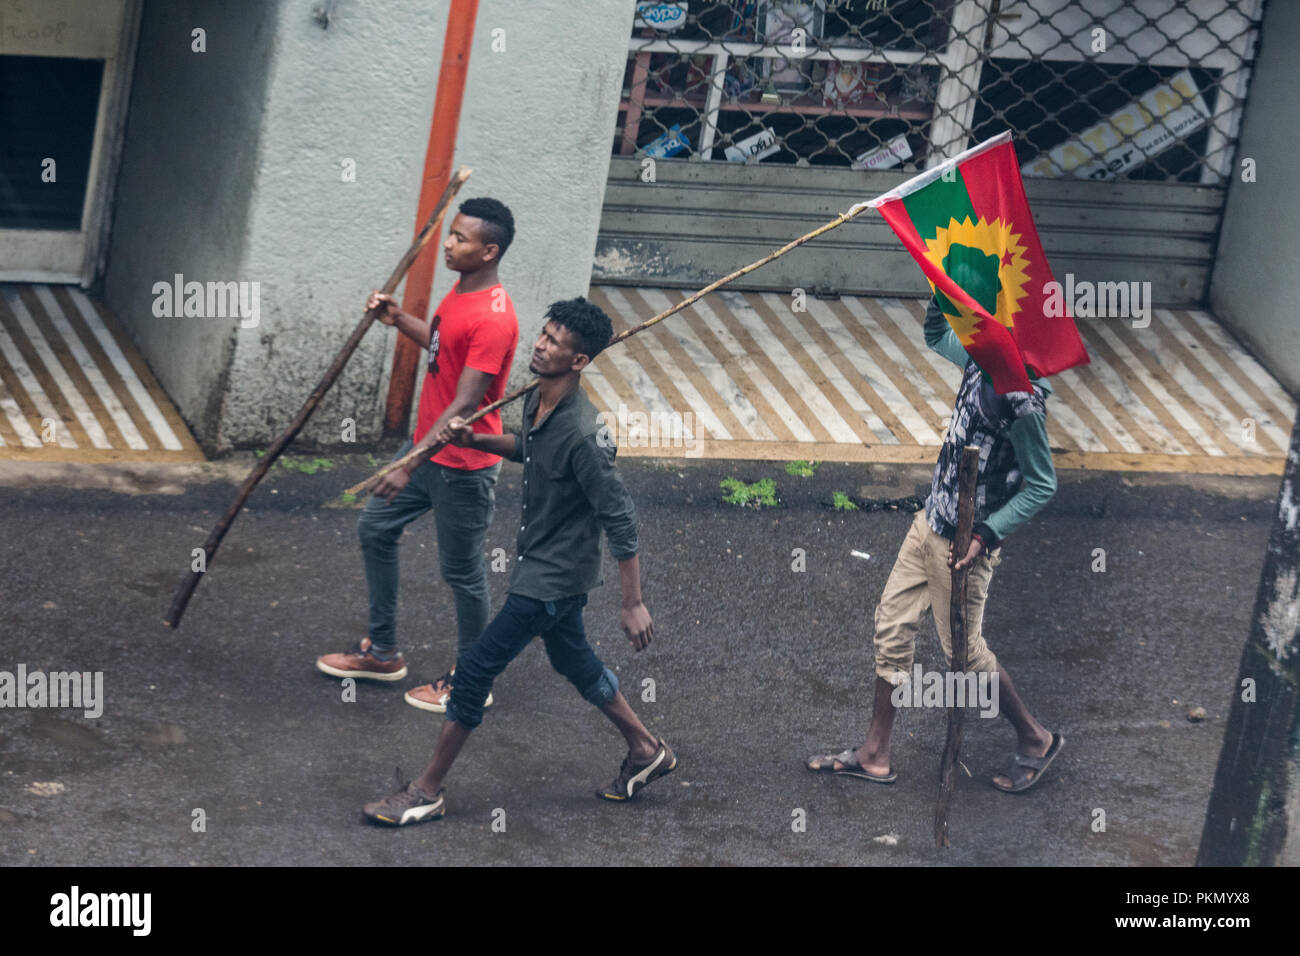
left=544, top=297, right=613, bottom=360
left=458, top=197, right=515, bottom=260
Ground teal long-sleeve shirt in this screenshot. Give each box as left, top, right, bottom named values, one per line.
left=923, top=298, right=1057, bottom=547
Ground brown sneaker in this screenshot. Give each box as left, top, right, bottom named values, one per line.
left=597, top=737, right=677, bottom=801
left=404, top=670, right=493, bottom=713
left=362, top=782, right=446, bottom=826
left=316, top=637, right=408, bottom=681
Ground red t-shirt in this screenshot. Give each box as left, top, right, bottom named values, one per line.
left=413, top=281, right=519, bottom=470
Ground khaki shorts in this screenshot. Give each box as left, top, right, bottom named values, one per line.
left=873, top=509, right=1001, bottom=682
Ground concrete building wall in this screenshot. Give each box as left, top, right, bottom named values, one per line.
left=105, top=0, right=636, bottom=451
left=417, top=0, right=639, bottom=433
left=1210, top=0, right=1300, bottom=398
left=229, top=0, right=636, bottom=446
left=102, top=0, right=280, bottom=450
left=216, top=0, right=452, bottom=449
left=227, top=0, right=636, bottom=448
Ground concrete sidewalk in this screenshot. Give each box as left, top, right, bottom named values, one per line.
left=0, top=454, right=1279, bottom=865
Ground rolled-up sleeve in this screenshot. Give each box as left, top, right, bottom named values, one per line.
left=570, top=434, right=639, bottom=561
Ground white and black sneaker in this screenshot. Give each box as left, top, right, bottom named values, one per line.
left=597, top=738, right=677, bottom=801
left=363, top=782, right=446, bottom=826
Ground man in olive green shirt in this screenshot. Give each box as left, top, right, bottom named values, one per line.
left=363, top=298, right=675, bottom=826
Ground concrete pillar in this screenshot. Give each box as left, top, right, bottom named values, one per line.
left=1198, top=411, right=1300, bottom=866
left=107, top=0, right=637, bottom=450
left=1209, top=0, right=1300, bottom=398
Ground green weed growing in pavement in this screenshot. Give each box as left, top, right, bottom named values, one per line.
left=832, top=491, right=859, bottom=511
left=251, top=450, right=334, bottom=475
left=720, top=477, right=777, bottom=508
left=276, top=456, right=334, bottom=475
left=366, top=453, right=380, bottom=468
left=785, top=460, right=819, bottom=477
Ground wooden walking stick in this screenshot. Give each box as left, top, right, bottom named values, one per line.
left=163, top=167, right=474, bottom=629
left=935, top=445, right=981, bottom=847
left=346, top=200, right=874, bottom=497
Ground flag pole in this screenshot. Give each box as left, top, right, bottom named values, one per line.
left=935, top=445, right=981, bottom=846
left=345, top=199, right=875, bottom=497
left=864, top=130, right=1012, bottom=209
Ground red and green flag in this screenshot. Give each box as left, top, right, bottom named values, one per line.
left=866, top=131, right=1089, bottom=394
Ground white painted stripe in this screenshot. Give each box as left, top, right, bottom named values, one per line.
left=1184, top=309, right=1297, bottom=422
left=1153, top=309, right=1290, bottom=452
left=1054, top=367, right=1145, bottom=454
left=32, top=286, right=148, bottom=450
left=1074, top=325, right=1189, bottom=455
left=721, top=291, right=859, bottom=443
left=0, top=290, right=94, bottom=448
left=875, top=298, right=964, bottom=393
left=758, top=292, right=895, bottom=443
left=1039, top=388, right=1110, bottom=453
left=685, top=295, right=817, bottom=442
left=840, top=296, right=954, bottom=424
left=1092, top=321, right=1225, bottom=456
left=582, top=365, right=626, bottom=417
left=67, top=289, right=184, bottom=450
left=600, top=288, right=732, bottom=440
left=0, top=376, right=42, bottom=446
left=1137, top=308, right=1262, bottom=455
left=804, top=297, right=939, bottom=444
left=635, top=289, right=778, bottom=442
left=591, top=316, right=678, bottom=423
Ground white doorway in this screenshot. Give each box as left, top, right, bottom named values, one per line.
left=0, top=0, right=140, bottom=284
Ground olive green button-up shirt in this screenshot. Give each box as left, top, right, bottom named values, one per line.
left=506, top=383, right=639, bottom=601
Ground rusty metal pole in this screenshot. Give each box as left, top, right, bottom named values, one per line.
left=1197, top=410, right=1300, bottom=866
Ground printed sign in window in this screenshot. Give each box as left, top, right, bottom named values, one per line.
left=1021, top=69, right=1211, bottom=180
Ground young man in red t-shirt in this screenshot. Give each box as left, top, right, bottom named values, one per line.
left=317, top=198, right=519, bottom=712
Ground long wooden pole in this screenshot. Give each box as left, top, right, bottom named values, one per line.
left=346, top=200, right=873, bottom=497
left=163, top=168, right=474, bottom=629
left=935, top=445, right=980, bottom=847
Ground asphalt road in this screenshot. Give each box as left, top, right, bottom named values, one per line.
left=0, top=453, right=1280, bottom=865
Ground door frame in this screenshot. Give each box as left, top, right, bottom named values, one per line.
left=0, top=0, right=142, bottom=286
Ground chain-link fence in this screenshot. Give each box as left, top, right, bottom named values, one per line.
left=614, top=0, right=1263, bottom=184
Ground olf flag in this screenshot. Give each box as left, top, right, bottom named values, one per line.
left=866, top=131, right=1089, bottom=394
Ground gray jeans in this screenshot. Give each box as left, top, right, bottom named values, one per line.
left=358, top=438, right=500, bottom=655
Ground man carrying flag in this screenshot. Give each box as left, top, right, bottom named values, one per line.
left=808, top=132, right=1083, bottom=792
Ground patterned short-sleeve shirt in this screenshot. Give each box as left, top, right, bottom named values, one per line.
left=925, top=359, right=1049, bottom=540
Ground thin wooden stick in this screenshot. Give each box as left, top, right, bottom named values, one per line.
left=935, top=445, right=981, bottom=847
left=164, top=167, right=474, bottom=628
left=346, top=200, right=873, bottom=497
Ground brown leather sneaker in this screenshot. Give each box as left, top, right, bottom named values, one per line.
left=404, top=670, right=493, bottom=713
left=316, top=637, right=408, bottom=681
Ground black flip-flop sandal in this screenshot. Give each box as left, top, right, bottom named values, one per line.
left=807, top=748, right=898, bottom=784
left=992, top=732, right=1065, bottom=793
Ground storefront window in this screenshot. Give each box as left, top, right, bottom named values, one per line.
left=615, top=0, right=1259, bottom=184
